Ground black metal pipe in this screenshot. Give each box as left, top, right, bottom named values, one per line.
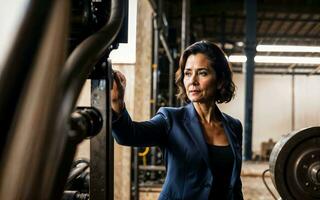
left=59, top=0, right=125, bottom=112
left=159, top=32, right=174, bottom=106
left=151, top=13, right=159, bottom=116
left=66, top=162, right=89, bottom=188
left=243, top=0, right=257, bottom=161
left=133, top=147, right=139, bottom=200
left=181, top=0, right=190, bottom=54
left=52, top=0, right=126, bottom=198
left=90, top=61, right=115, bottom=200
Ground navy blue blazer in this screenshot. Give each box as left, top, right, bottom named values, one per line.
left=112, top=103, right=243, bottom=200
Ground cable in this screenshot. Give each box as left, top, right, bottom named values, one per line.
left=262, top=169, right=278, bottom=200
left=138, top=147, right=150, bottom=157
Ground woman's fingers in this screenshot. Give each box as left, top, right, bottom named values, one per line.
left=111, top=70, right=126, bottom=112
left=115, top=70, right=126, bottom=88
left=113, top=71, right=121, bottom=88
left=111, top=70, right=126, bottom=101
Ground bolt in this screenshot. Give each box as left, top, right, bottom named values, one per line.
left=311, top=154, right=315, bottom=159
left=303, top=164, right=308, bottom=169
left=313, top=187, right=318, bottom=191
left=305, top=182, right=310, bottom=187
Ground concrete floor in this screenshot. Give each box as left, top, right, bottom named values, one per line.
left=139, top=161, right=280, bottom=200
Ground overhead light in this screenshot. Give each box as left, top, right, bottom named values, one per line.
left=228, top=55, right=320, bottom=65
left=257, top=45, right=320, bottom=53
left=229, top=55, right=247, bottom=63
left=236, top=41, right=244, bottom=47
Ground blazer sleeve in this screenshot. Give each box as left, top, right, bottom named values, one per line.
left=236, top=119, right=243, bottom=147
left=234, top=119, right=244, bottom=199
left=112, top=108, right=170, bottom=147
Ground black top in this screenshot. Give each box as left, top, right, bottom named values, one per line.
left=207, top=144, right=234, bottom=200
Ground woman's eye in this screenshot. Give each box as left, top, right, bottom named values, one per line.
left=199, top=71, right=208, bottom=76
left=184, top=71, right=191, bottom=77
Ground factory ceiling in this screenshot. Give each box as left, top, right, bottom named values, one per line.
left=161, top=0, right=320, bottom=75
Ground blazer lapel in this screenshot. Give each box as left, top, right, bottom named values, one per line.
left=220, top=110, right=238, bottom=188
left=183, top=103, right=210, bottom=168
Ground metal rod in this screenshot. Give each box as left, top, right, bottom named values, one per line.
left=133, top=147, right=139, bottom=200
left=159, top=32, right=174, bottom=106
left=90, top=72, right=114, bottom=200
left=233, top=69, right=320, bottom=75
left=180, top=0, right=190, bottom=106
left=139, top=165, right=166, bottom=171
left=181, top=0, right=190, bottom=54
left=152, top=13, right=159, bottom=116
left=291, top=68, right=295, bottom=131
left=243, top=0, right=257, bottom=161
left=148, top=0, right=173, bottom=106
left=67, top=162, right=89, bottom=186
left=309, top=65, right=320, bottom=75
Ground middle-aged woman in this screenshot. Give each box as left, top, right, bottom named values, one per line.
left=111, top=40, right=243, bottom=200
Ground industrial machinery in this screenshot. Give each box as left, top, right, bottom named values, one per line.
left=0, top=0, right=127, bottom=199
left=269, top=126, right=320, bottom=200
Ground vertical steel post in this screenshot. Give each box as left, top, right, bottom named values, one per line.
left=181, top=0, right=190, bottom=54
left=180, top=0, right=190, bottom=106
left=243, top=0, right=256, bottom=160
left=132, top=147, right=139, bottom=200
left=152, top=13, right=159, bottom=116
left=90, top=60, right=114, bottom=200
left=151, top=0, right=163, bottom=183
left=159, top=33, right=174, bottom=106
left=291, top=69, right=295, bottom=131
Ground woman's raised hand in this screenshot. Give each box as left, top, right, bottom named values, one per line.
left=111, top=70, right=126, bottom=113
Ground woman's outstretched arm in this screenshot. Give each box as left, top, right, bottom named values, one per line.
left=111, top=70, right=169, bottom=147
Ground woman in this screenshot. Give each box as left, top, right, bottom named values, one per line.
left=112, top=41, right=243, bottom=200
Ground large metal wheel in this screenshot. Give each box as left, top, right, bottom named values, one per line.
left=269, top=127, right=320, bottom=200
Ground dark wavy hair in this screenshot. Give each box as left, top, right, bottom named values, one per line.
left=175, top=40, right=235, bottom=104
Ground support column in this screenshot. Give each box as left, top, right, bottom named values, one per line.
left=135, top=1, right=153, bottom=199
left=151, top=13, right=159, bottom=116
left=90, top=60, right=114, bottom=200
left=243, top=0, right=256, bottom=160
left=181, top=0, right=190, bottom=54
left=291, top=68, right=295, bottom=131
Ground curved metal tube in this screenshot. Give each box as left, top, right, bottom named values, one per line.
left=51, top=0, right=125, bottom=170
left=49, top=0, right=125, bottom=197
left=67, top=161, right=89, bottom=187
left=0, top=0, right=125, bottom=199
left=0, top=0, right=54, bottom=158
left=59, top=0, right=124, bottom=111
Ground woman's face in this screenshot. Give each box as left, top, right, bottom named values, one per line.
left=183, top=53, right=217, bottom=103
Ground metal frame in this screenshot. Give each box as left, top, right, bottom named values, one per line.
left=0, top=0, right=126, bottom=199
